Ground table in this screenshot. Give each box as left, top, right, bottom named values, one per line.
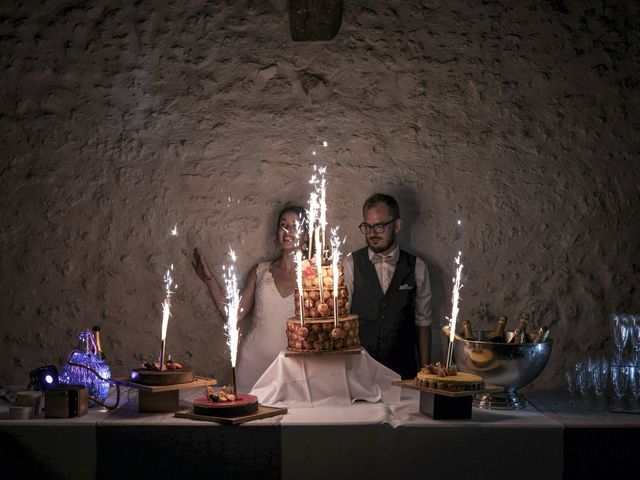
left=525, top=390, right=640, bottom=480
left=0, top=385, right=561, bottom=480
left=2, top=386, right=639, bottom=480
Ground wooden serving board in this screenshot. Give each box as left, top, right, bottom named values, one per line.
left=284, top=347, right=362, bottom=357
left=175, top=405, right=287, bottom=425
left=110, top=376, right=217, bottom=393
left=392, top=379, right=503, bottom=398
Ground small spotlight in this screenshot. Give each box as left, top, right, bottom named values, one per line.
left=29, top=365, right=60, bottom=391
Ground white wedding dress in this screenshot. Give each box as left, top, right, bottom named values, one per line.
left=235, top=262, right=294, bottom=392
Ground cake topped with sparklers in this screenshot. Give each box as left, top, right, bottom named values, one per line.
left=130, top=225, right=194, bottom=386
left=287, top=165, right=360, bottom=353
left=414, top=248, right=484, bottom=391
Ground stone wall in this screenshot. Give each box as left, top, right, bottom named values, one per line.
left=1, top=0, right=639, bottom=388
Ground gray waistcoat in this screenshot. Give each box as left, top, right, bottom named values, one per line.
left=351, top=247, right=418, bottom=379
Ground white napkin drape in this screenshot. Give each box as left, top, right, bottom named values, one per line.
left=250, top=349, right=401, bottom=407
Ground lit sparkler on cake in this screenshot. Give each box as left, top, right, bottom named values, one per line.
left=222, top=247, right=241, bottom=395
left=131, top=224, right=194, bottom=385
left=193, top=246, right=259, bottom=417
left=416, top=227, right=484, bottom=392
left=445, top=251, right=463, bottom=370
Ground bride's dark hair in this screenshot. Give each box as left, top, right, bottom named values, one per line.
left=275, top=205, right=307, bottom=234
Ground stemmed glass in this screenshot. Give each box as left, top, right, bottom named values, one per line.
left=627, top=315, right=640, bottom=363
left=629, top=365, right=640, bottom=412
left=576, top=361, right=592, bottom=409
left=598, top=356, right=610, bottom=393
left=610, top=364, right=629, bottom=411
left=564, top=362, right=578, bottom=407
left=590, top=358, right=606, bottom=410
left=612, top=314, right=629, bottom=359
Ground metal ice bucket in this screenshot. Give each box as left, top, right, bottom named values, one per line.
left=453, top=331, right=553, bottom=410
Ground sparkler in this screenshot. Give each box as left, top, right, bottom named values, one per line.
left=159, top=224, right=179, bottom=370
left=308, top=164, right=328, bottom=300
left=330, top=227, right=342, bottom=327
left=315, top=228, right=324, bottom=301
left=159, top=264, right=174, bottom=371
left=293, top=220, right=305, bottom=325
left=307, top=192, right=318, bottom=258
left=223, top=247, right=242, bottom=394
left=445, top=251, right=464, bottom=370
left=308, top=165, right=327, bottom=259
left=318, top=166, right=327, bottom=250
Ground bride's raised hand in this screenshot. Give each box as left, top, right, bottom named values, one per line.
left=192, top=247, right=214, bottom=283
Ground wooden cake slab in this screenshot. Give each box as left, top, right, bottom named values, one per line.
left=285, top=347, right=362, bottom=357
left=109, top=376, right=217, bottom=413
left=176, top=405, right=287, bottom=425
left=130, top=367, right=194, bottom=386
left=110, top=375, right=216, bottom=393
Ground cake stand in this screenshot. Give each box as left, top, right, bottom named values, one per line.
left=110, top=376, right=217, bottom=413
left=393, top=380, right=503, bottom=420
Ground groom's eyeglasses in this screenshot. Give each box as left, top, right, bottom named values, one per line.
left=358, top=219, right=396, bottom=234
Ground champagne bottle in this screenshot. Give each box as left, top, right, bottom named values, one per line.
left=92, top=325, right=106, bottom=360
left=487, top=316, right=507, bottom=343
left=510, top=313, right=530, bottom=344
left=462, top=319, right=475, bottom=340
left=532, top=325, right=551, bottom=343
left=441, top=325, right=465, bottom=341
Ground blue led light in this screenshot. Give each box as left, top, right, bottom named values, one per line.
left=45, top=375, right=54, bottom=384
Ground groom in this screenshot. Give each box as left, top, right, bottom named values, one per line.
left=343, top=193, right=433, bottom=379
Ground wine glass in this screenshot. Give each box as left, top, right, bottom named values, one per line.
left=564, top=362, right=578, bottom=407
left=576, top=361, right=593, bottom=409
left=610, top=364, right=629, bottom=411
left=612, top=314, right=629, bottom=359
left=629, top=365, right=640, bottom=412
left=590, top=358, right=606, bottom=410
left=627, top=315, right=640, bottom=363
left=598, top=356, right=610, bottom=392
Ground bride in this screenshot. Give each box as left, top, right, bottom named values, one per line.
left=192, top=205, right=307, bottom=391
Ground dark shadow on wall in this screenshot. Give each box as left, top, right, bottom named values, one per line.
left=392, top=187, right=448, bottom=364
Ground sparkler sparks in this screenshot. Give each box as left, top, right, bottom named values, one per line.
left=445, top=251, right=464, bottom=370
left=161, top=264, right=174, bottom=342
left=307, top=192, right=319, bottom=257
left=293, top=220, right=306, bottom=324
left=223, top=247, right=241, bottom=368
left=309, top=165, right=328, bottom=257
left=330, top=227, right=344, bottom=325
left=159, top=223, right=179, bottom=370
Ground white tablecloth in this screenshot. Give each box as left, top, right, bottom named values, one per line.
left=250, top=349, right=401, bottom=407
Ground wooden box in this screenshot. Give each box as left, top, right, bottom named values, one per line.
left=45, top=385, right=88, bottom=418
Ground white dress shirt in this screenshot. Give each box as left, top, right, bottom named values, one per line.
left=342, top=245, right=433, bottom=327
